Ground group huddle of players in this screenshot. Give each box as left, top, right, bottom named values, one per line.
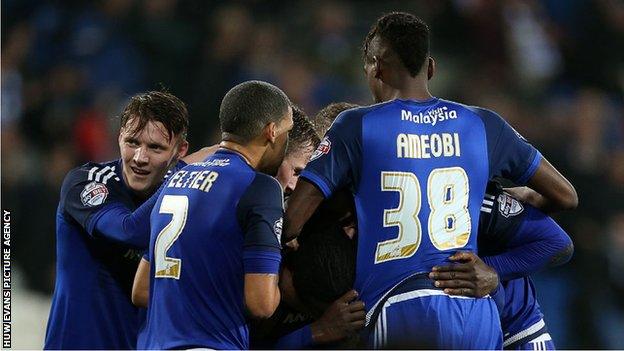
left=43, top=12, right=578, bottom=350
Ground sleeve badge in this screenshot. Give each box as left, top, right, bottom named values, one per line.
left=309, top=136, right=331, bottom=162
left=273, top=217, right=283, bottom=243
left=497, top=193, right=524, bottom=218
left=80, top=181, right=109, bottom=207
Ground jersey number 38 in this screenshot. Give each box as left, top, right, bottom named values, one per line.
left=375, top=167, right=471, bottom=264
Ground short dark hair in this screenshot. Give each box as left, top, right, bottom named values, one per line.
left=287, top=105, right=320, bottom=156
left=312, top=102, right=359, bottom=137
left=363, top=12, right=430, bottom=77
left=291, top=211, right=356, bottom=316
left=120, top=91, right=189, bottom=141
left=219, top=80, right=291, bottom=143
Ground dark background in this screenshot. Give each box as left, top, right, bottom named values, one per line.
left=2, top=0, right=623, bottom=348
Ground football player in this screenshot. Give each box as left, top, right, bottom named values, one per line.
left=284, top=12, right=577, bottom=349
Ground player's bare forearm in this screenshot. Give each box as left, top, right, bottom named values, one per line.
left=525, top=157, right=578, bottom=213
left=282, top=179, right=325, bottom=245
left=131, top=258, right=150, bottom=308
left=244, top=273, right=281, bottom=319
left=310, top=290, right=365, bottom=344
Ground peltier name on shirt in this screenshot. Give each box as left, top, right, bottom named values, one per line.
left=167, top=170, right=219, bottom=192
left=397, top=132, right=461, bottom=159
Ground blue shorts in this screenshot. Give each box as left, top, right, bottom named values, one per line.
left=364, top=273, right=502, bottom=349
left=505, top=319, right=555, bottom=350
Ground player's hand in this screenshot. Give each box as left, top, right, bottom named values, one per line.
left=310, top=290, right=366, bottom=344
left=429, top=251, right=499, bottom=298
left=283, top=237, right=299, bottom=251
left=503, top=186, right=542, bottom=207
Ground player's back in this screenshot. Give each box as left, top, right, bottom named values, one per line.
left=302, top=96, right=541, bottom=348
left=143, top=149, right=278, bottom=349
left=352, top=98, right=490, bottom=306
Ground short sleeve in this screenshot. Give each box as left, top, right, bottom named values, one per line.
left=237, top=173, right=283, bottom=274
left=477, top=183, right=528, bottom=256
left=60, top=164, right=131, bottom=236
left=471, top=107, right=542, bottom=184
left=300, top=109, right=363, bottom=198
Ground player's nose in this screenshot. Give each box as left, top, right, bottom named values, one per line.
left=286, top=175, right=299, bottom=194
left=133, top=146, right=149, bottom=165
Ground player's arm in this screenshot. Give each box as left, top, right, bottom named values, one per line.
left=131, top=257, right=150, bottom=308
left=284, top=110, right=362, bottom=245
left=61, top=167, right=159, bottom=248
left=245, top=274, right=280, bottom=318
left=274, top=290, right=365, bottom=348
left=480, top=204, right=574, bottom=281
left=505, top=158, right=578, bottom=213
left=62, top=161, right=187, bottom=248
left=283, top=180, right=325, bottom=246
left=239, top=174, right=284, bottom=319
left=182, top=144, right=219, bottom=164
left=476, top=107, right=577, bottom=213
left=431, top=190, right=574, bottom=296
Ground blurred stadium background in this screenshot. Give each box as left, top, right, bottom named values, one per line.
left=1, top=0, right=623, bottom=348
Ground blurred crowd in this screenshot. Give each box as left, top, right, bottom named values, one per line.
left=1, top=0, right=623, bottom=348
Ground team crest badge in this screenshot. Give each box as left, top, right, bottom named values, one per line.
left=80, top=181, right=109, bottom=207
left=310, top=136, right=331, bottom=162
left=497, top=193, right=524, bottom=218
left=273, top=218, right=283, bottom=243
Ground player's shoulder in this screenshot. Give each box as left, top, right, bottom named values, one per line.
left=60, top=159, right=124, bottom=208
left=333, top=100, right=396, bottom=124
left=237, top=172, right=284, bottom=213
left=63, top=159, right=121, bottom=187
left=247, top=172, right=284, bottom=200
left=438, top=99, right=503, bottom=121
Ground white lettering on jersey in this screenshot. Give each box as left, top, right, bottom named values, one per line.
left=397, top=133, right=461, bottom=159
left=167, top=170, right=219, bottom=192
left=400, top=107, right=457, bottom=126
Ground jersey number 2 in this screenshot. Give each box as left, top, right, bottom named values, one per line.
left=154, top=195, right=188, bottom=279
left=375, top=167, right=471, bottom=264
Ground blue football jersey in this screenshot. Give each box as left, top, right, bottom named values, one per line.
left=478, top=183, right=566, bottom=348
left=301, top=98, right=541, bottom=308
left=45, top=159, right=185, bottom=349
left=142, top=149, right=283, bottom=350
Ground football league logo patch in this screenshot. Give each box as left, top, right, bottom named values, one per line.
left=80, top=181, right=109, bottom=207
left=497, top=193, right=524, bottom=218
left=273, top=218, right=283, bottom=243
left=310, top=136, right=331, bottom=162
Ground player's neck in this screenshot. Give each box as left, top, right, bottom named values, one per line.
left=392, top=82, right=433, bottom=102
left=219, top=140, right=260, bottom=169
left=385, top=70, right=433, bottom=102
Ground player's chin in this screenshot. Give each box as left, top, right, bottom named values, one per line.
left=128, top=176, right=154, bottom=194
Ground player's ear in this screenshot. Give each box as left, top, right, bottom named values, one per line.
left=373, top=55, right=382, bottom=80
left=427, top=57, right=435, bottom=81
left=118, top=129, right=125, bottom=146
left=176, top=139, right=189, bottom=159
left=264, top=122, right=278, bottom=144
